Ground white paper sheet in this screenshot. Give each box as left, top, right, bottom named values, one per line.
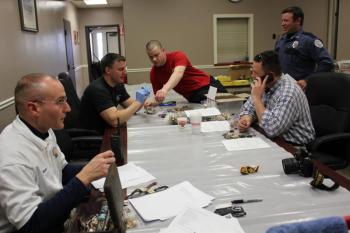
left=129, top=181, right=214, bottom=221
left=207, top=86, right=217, bottom=100
left=91, top=162, right=156, bottom=190
left=185, top=107, right=221, bottom=117
left=160, top=206, right=245, bottom=233
left=201, top=121, right=230, bottom=132
left=222, top=137, right=270, bottom=151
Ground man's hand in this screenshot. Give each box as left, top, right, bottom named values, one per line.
left=144, top=98, right=159, bottom=107
left=76, top=150, right=115, bottom=186
left=238, top=115, right=252, bottom=132
left=251, top=76, right=267, bottom=102
left=155, top=88, right=168, bottom=103
left=297, top=80, right=307, bottom=91
left=136, top=86, right=151, bottom=104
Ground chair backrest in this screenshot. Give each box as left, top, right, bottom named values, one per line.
left=58, top=72, right=81, bottom=129
left=305, top=72, right=350, bottom=137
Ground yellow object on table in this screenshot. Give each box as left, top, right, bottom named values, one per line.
left=240, top=165, right=259, bottom=175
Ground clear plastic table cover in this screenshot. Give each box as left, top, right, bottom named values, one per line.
left=124, top=85, right=350, bottom=233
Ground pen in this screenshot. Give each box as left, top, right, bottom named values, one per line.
left=231, top=199, right=263, bottom=204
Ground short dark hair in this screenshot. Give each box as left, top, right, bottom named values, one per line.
left=254, top=50, right=282, bottom=76
left=282, top=6, right=304, bottom=26
left=100, top=53, right=126, bottom=74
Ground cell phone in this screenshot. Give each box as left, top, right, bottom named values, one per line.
left=262, top=73, right=274, bottom=84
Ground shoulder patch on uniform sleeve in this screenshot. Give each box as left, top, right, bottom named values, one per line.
left=314, top=39, right=323, bottom=48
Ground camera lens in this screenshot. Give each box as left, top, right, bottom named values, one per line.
left=282, top=158, right=300, bottom=174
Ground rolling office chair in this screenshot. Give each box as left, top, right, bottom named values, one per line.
left=305, top=72, right=350, bottom=169
left=55, top=72, right=102, bottom=161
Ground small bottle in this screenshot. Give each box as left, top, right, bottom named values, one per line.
left=190, top=112, right=202, bottom=135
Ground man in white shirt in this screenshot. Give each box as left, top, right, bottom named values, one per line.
left=0, top=74, right=115, bottom=233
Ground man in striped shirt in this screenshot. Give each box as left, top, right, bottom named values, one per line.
left=238, top=50, right=315, bottom=146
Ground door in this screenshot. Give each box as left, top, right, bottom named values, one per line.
left=63, top=19, right=76, bottom=88
left=85, top=25, right=121, bottom=82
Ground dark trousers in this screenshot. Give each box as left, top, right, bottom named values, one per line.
left=187, top=76, right=227, bottom=103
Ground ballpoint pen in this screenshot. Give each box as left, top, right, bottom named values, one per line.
left=231, top=199, right=263, bottom=204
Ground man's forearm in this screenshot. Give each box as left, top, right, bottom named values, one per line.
left=18, top=177, right=89, bottom=233
left=162, top=67, right=185, bottom=92
left=253, top=98, right=265, bottom=124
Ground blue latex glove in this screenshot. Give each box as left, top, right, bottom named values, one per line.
left=136, top=86, right=151, bottom=104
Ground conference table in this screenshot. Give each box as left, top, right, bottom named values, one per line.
left=122, top=109, right=350, bottom=233
left=115, top=84, right=350, bottom=233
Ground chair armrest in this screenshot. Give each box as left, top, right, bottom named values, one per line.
left=309, top=132, right=350, bottom=151
left=67, top=128, right=101, bottom=137
left=71, top=136, right=103, bottom=144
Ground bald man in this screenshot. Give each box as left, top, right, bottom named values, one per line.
left=0, top=74, right=115, bottom=233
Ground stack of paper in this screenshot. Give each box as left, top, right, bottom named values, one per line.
left=185, top=107, right=221, bottom=117
left=222, top=137, right=270, bottom=151
left=159, top=206, right=245, bottom=233
left=201, top=121, right=230, bottom=132
left=91, top=162, right=156, bottom=190
left=129, top=181, right=214, bottom=221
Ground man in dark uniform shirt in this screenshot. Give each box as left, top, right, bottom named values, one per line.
left=80, top=53, right=148, bottom=134
left=275, top=6, right=333, bottom=90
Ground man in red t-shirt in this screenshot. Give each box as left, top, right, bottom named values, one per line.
left=144, top=40, right=226, bottom=105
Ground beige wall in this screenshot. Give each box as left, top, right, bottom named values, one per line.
left=337, top=0, right=350, bottom=60
left=0, top=0, right=80, bottom=130
left=123, top=0, right=330, bottom=84
left=78, top=7, right=124, bottom=89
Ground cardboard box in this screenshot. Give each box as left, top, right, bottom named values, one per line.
left=229, top=64, right=251, bottom=80
left=206, top=93, right=247, bottom=114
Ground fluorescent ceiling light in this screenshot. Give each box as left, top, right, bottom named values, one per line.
left=84, top=0, right=107, bottom=5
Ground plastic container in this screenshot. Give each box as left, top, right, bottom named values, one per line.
left=190, top=112, right=202, bottom=135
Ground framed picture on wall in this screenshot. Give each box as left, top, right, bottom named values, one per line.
left=18, top=0, right=39, bottom=32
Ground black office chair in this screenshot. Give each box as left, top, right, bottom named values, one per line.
left=305, top=72, right=350, bottom=169
left=56, top=72, right=102, bottom=161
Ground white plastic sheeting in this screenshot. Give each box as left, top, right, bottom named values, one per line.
left=124, top=85, right=350, bottom=233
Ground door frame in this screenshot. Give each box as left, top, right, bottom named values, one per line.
left=85, top=24, right=120, bottom=83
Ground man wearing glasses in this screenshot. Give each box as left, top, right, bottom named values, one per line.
left=0, top=74, right=115, bottom=233
left=237, top=50, right=315, bottom=146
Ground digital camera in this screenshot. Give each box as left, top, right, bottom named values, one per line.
left=282, top=149, right=314, bottom=177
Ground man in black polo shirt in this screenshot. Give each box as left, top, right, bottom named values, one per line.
left=80, top=53, right=148, bottom=134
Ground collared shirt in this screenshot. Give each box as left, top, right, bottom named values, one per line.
left=239, top=74, right=315, bottom=145
left=0, top=116, right=67, bottom=232
left=275, top=29, right=333, bottom=81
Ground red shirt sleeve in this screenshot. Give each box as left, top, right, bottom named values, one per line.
left=173, top=51, right=190, bottom=67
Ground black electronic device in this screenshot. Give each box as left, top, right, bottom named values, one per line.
left=110, top=119, right=125, bottom=166
left=104, top=163, right=126, bottom=233
left=214, top=205, right=246, bottom=217
left=282, top=149, right=313, bottom=177
left=262, top=73, right=274, bottom=84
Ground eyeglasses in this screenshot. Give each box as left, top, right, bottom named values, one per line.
left=33, top=96, right=68, bottom=106
left=127, top=182, right=169, bottom=199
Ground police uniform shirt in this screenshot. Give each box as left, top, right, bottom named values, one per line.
left=79, top=76, right=130, bottom=134
left=0, top=116, right=67, bottom=232
left=275, top=29, right=333, bottom=81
